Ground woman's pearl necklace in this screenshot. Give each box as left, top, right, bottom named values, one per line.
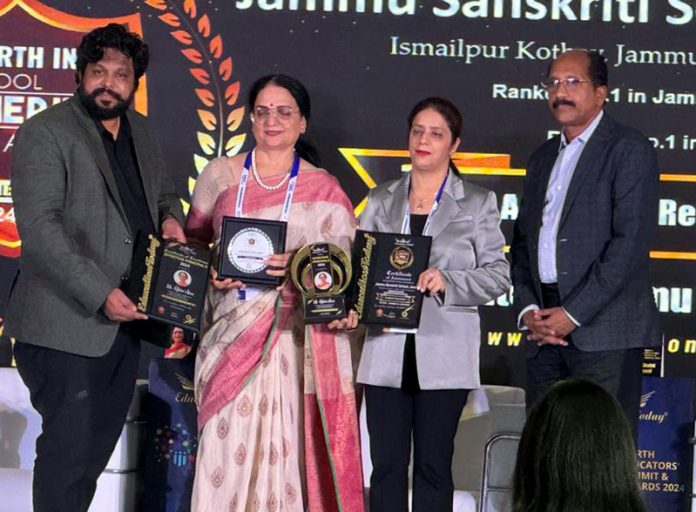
left=251, top=149, right=292, bottom=191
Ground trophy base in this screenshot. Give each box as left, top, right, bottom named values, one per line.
left=303, top=295, right=347, bottom=324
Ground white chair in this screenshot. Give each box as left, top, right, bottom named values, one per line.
left=0, top=368, right=146, bottom=512
left=479, top=433, right=520, bottom=512
left=0, top=367, right=41, bottom=511
left=451, top=385, right=526, bottom=511
left=89, top=382, right=147, bottom=512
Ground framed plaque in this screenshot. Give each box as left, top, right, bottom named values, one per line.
left=218, top=216, right=287, bottom=286
left=123, top=234, right=211, bottom=339
left=350, top=230, right=432, bottom=329
left=290, top=243, right=352, bottom=324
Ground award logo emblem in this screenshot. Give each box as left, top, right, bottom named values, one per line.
left=218, top=217, right=287, bottom=286
left=228, top=227, right=274, bottom=274
left=290, top=243, right=351, bottom=323
left=390, top=241, right=414, bottom=270
left=351, top=230, right=432, bottom=330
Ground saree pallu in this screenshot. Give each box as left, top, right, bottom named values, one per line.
left=188, top=160, right=364, bottom=512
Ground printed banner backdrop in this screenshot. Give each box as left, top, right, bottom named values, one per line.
left=142, top=356, right=198, bottom=511
left=638, top=376, right=695, bottom=511
left=0, top=0, right=695, bottom=390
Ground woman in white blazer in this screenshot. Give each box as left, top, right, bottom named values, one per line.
left=357, top=97, right=510, bottom=512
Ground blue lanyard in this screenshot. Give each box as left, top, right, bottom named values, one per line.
left=400, top=172, right=448, bottom=235
left=235, top=149, right=300, bottom=221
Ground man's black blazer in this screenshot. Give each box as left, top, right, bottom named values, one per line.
left=511, top=113, right=661, bottom=352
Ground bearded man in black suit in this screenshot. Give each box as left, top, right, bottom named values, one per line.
left=8, top=24, right=185, bottom=511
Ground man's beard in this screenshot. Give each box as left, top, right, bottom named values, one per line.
left=78, top=84, right=133, bottom=120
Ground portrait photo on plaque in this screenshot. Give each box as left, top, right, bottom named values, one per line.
left=123, top=233, right=211, bottom=338
left=218, top=216, right=287, bottom=286
left=350, top=229, right=432, bottom=329
left=291, top=243, right=352, bottom=324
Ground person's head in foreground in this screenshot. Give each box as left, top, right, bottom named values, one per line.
left=513, top=378, right=645, bottom=512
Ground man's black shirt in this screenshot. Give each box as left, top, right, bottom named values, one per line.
left=95, top=116, right=155, bottom=238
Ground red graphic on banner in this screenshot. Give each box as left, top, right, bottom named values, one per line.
left=0, top=0, right=146, bottom=257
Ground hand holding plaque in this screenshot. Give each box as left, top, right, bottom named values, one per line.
left=122, top=233, right=211, bottom=345
left=290, top=243, right=352, bottom=324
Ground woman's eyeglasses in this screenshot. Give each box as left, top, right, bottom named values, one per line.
left=252, top=105, right=298, bottom=121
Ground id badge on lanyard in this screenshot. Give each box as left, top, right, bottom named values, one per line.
left=235, top=149, right=300, bottom=301
left=385, top=173, right=448, bottom=333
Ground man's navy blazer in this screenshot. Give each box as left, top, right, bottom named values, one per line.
left=511, top=113, right=661, bottom=352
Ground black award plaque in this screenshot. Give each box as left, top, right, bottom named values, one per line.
left=124, top=234, right=211, bottom=336
left=290, top=243, right=352, bottom=323
left=218, top=216, right=287, bottom=286
left=351, top=230, right=432, bottom=329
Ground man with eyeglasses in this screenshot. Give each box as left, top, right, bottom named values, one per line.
left=511, top=49, right=660, bottom=434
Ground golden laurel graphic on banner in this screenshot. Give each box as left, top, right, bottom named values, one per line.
left=0, top=0, right=245, bottom=245
left=144, top=0, right=247, bottom=208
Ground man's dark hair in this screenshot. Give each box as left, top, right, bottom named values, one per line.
left=75, top=23, right=149, bottom=85
left=586, top=50, right=608, bottom=87
left=547, top=49, right=608, bottom=88
left=512, top=379, right=646, bottom=512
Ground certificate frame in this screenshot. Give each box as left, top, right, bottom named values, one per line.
left=123, top=233, right=211, bottom=341
left=218, top=216, right=287, bottom=286
left=350, top=229, right=432, bottom=329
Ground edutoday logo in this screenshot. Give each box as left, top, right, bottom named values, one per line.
left=175, top=371, right=195, bottom=403
left=639, top=390, right=669, bottom=425
left=153, top=372, right=197, bottom=468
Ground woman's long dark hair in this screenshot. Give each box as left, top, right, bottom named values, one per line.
left=513, top=379, right=646, bottom=512
left=248, top=74, right=319, bottom=166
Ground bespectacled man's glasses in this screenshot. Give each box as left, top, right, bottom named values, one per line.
left=252, top=105, right=299, bottom=121
left=540, top=77, right=593, bottom=92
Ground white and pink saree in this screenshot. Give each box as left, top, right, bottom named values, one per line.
left=186, top=155, right=364, bottom=512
